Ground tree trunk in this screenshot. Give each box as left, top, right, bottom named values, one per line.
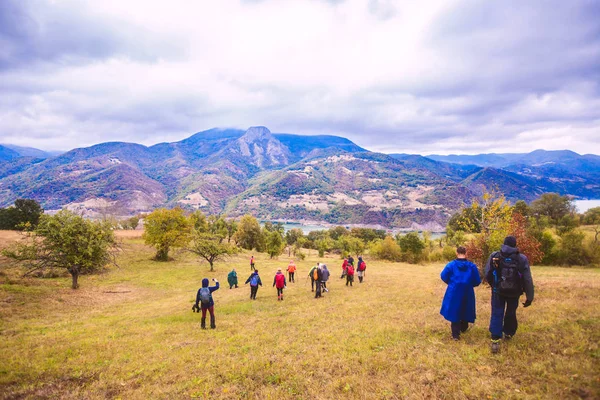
left=209, top=260, right=214, bottom=272
left=71, top=271, right=79, bottom=289
left=155, top=247, right=169, bottom=261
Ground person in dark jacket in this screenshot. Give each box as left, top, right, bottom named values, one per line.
left=194, top=278, right=220, bottom=329
left=308, top=264, right=319, bottom=292
left=273, top=268, right=287, bottom=300
left=356, top=256, right=367, bottom=283
left=245, top=270, right=263, bottom=300
left=440, top=246, right=481, bottom=340
left=348, top=255, right=355, bottom=267
left=484, top=236, right=535, bottom=354
left=314, top=264, right=324, bottom=298
left=320, top=264, right=330, bottom=293
left=227, top=269, right=238, bottom=289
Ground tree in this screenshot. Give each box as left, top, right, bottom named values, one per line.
left=0, top=199, right=44, bottom=230
left=142, top=208, right=191, bottom=261
left=225, top=218, right=238, bottom=243
left=186, top=232, right=238, bottom=271
left=285, top=228, right=305, bottom=256
left=531, top=193, right=575, bottom=224
left=513, top=200, right=530, bottom=218
left=335, top=235, right=365, bottom=258
left=233, top=215, right=263, bottom=250
left=396, top=232, right=425, bottom=263
left=328, top=226, right=348, bottom=241
left=370, top=236, right=402, bottom=261
left=266, top=230, right=285, bottom=259
left=2, top=210, right=117, bottom=289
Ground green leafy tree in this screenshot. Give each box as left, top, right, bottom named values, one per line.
left=370, top=236, right=402, bottom=261
left=328, top=226, right=349, bottom=241
left=225, top=218, right=238, bottom=243
left=315, top=236, right=335, bottom=257
left=186, top=232, right=238, bottom=271
left=2, top=210, right=117, bottom=289
left=531, top=193, right=575, bottom=224
left=234, top=215, right=263, bottom=250
left=266, top=230, right=285, bottom=259
left=142, top=208, right=191, bottom=261
left=335, top=235, right=365, bottom=258
left=396, top=232, right=425, bottom=263
left=513, top=200, right=530, bottom=218
left=556, top=230, right=591, bottom=266
left=0, top=199, right=44, bottom=230
left=285, top=228, right=305, bottom=256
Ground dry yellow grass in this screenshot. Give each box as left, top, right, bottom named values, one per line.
left=0, top=231, right=599, bottom=399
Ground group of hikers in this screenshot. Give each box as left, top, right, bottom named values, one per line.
left=440, top=235, right=534, bottom=354
left=193, top=235, right=534, bottom=355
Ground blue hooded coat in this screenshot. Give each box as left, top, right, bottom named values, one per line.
left=440, top=258, right=481, bottom=323
left=196, top=278, right=220, bottom=309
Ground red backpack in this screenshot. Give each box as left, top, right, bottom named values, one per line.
left=358, top=261, right=366, bottom=271
left=347, top=265, right=355, bottom=275
left=275, top=273, right=285, bottom=288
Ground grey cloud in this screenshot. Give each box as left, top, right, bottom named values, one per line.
left=0, top=0, right=185, bottom=71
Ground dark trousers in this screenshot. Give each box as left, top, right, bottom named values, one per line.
left=489, top=293, right=519, bottom=340
left=250, top=263, right=255, bottom=271
left=311, top=278, right=315, bottom=291
left=451, top=321, right=469, bottom=338
left=346, top=275, right=353, bottom=286
left=289, top=272, right=295, bottom=282
left=277, top=287, right=284, bottom=298
left=250, top=285, right=259, bottom=299
left=315, top=281, right=322, bottom=298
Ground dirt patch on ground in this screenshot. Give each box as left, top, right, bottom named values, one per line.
left=115, top=230, right=143, bottom=239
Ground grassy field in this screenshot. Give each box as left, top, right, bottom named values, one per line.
left=1, top=230, right=599, bottom=399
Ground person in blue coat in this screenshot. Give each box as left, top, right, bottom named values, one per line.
left=194, top=278, right=220, bottom=329
left=440, top=246, right=481, bottom=340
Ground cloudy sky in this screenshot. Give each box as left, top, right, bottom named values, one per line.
left=1, top=0, right=599, bottom=155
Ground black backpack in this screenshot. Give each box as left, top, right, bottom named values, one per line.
left=495, top=252, right=523, bottom=297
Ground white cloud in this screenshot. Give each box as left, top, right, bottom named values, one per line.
left=0, top=0, right=599, bottom=155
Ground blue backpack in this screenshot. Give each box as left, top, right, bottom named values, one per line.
left=250, top=274, right=259, bottom=287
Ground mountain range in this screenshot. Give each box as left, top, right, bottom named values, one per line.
left=1, top=127, right=599, bottom=230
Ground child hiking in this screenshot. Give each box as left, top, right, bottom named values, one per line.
left=273, top=268, right=287, bottom=301
left=357, top=256, right=367, bottom=283
left=193, top=278, right=220, bottom=329
left=440, top=246, right=481, bottom=340
left=346, top=263, right=355, bottom=286
left=340, top=257, right=348, bottom=279
left=227, top=268, right=238, bottom=289
left=245, top=270, right=262, bottom=300
left=287, top=260, right=296, bottom=283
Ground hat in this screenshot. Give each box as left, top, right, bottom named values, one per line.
left=277, top=268, right=282, bottom=272
left=202, top=278, right=209, bottom=287
left=503, top=236, right=517, bottom=248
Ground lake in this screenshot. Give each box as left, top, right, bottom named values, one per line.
left=574, top=199, right=600, bottom=213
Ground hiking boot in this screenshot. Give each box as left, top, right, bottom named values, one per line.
left=201, top=318, right=206, bottom=329
left=504, top=334, right=513, bottom=340
left=491, top=339, right=501, bottom=354
left=452, top=336, right=460, bottom=341
left=210, top=316, right=216, bottom=329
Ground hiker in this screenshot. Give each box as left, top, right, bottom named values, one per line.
left=193, top=278, right=220, bottom=329
left=340, top=257, right=348, bottom=279
left=314, top=263, right=323, bottom=298
left=273, top=268, right=287, bottom=301
left=250, top=255, right=255, bottom=271
left=227, top=268, right=238, bottom=289
left=440, top=246, right=481, bottom=340
left=485, top=235, right=535, bottom=354
left=245, top=270, right=262, bottom=300
left=346, top=263, right=355, bottom=286
left=357, top=256, right=367, bottom=283
left=287, top=260, right=296, bottom=283
left=348, top=255, right=355, bottom=267
left=308, top=263, right=319, bottom=292
left=321, top=264, right=330, bottom=293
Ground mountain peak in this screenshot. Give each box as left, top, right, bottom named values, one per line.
left=240, top=126, right=272, bottom=142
